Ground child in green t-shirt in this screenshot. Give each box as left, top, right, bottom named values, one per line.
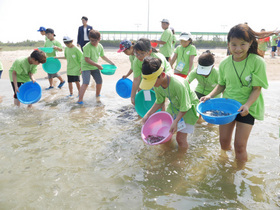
left=187, top=50, right=220, bottom=99
left=140, top=56, right=199, bottom=152
left=77, top=30, right=116, bottom=104
left=117, top=40, right=135, bottom=79
left=9, top=50, right=46, bottom=107
left=44, top=28, right=65, bottom=90
left=200, top=24, right=269, bottom=162
left=170, top=32, right=197, bottom=78
left=56, top=36, right=83, bottom=97
left=0, top=60, right=3, bottom=79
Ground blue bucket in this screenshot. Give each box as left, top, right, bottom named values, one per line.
left=116, top=78, right=132, bottom=98
left=135, top=90, right=161, bottom=118
left=17, top=81, right=42, bottom=104
left=196, top=98, right=242, bottom=125
left=42, top=57, right=61, bottom=74
left=38, top=47, right=54, bottom=53
left=101, top=64, right=117, bottom=75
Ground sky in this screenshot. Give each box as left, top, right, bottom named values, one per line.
left=0, top=0, right=279, bottom=43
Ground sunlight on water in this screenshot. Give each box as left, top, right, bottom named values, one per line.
left=0, top=79, right=279, bottom=209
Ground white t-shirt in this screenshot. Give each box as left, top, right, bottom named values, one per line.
left=83, top=27, right=89, bottom=41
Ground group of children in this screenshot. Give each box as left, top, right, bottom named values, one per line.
left=3, top=21, right=273, bottom=162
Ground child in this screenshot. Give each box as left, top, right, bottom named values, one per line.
left=200, top=24, right=269, bottom=162
left=277, top=34, right=280, bottom=56
left=141, top=57, right=199, bottom=152
left=44, top=28, right=65, bottom=90
left=270, top=33, right=278, bottom=58
left=0, top=60, right=3, bottom=79
left=9, top=50, right=46, bottom=107
left=257, top=29, right=270, bottom=57
left=37, top=26, right=48, bottom=42
left=170, top=27, right=177, bottom=51
left=77, top=29, right=116, bottom=104
left=117, top=40, right=135, bottom=79
left=170, top=32, right=197, bottom=79
left=131, top=38, right=173, bottom=106
left=151, top=19, right=173, bottom=61
left=56, top=36, right=82, bottom=96
left=186, top=50, right=221, bottom=99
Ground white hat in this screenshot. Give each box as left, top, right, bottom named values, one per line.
left=197, top=64, right=214, bottom=76
left=161, top=19, right=169, bottom=24
left=179, top=32, right=192, bottom=41
left=63, top=36, right=73, bottom=42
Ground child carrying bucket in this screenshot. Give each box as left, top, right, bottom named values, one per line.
left=9, top=50, right=46, bottom=107
left=186, top=50, right=221, bottom=99
left=117, top=40, right=135, bottom=79
left=141, top=57, right=199, bottom=152
left=56, top=36, right=83, bottom=97
left=170, top=32, right=197, bottom=78
left=200, top=24, right=269, bottom=162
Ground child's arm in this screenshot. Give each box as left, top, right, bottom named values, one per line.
left=188, top=55, right=195, bottom=75
left=170, top=111, right=187, bottom=134
left=53, top=46, right=63, bottom=52
left=131, top=76, right=141, bottom=106
left=12, top=71, right=19, bottom=93
left=29, top=72, right=36, bottom=83
left=55, top=57, right=66, bottom=59
left=200, top=84, right=225, bottom=102
left=239, top=86, right=262, bottom=117
left=123, top=69, right=133, bottom=79
left=170, top=53, right=177, bottom=68
left=85, top=57, right=103, bottom=70
left=142, top=102, right=164, bottom=125
left=101, top=56, right=116, bottom=66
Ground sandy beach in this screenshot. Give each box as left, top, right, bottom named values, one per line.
left=1, top=48, right=280, bottom=83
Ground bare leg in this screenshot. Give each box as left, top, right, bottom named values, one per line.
left=75, top=81, right=81, bottom=92
left=96, top=84, right=102, bottom=97
left=14, top=98, right=20, bottom=106
left=48, top=78, right=53, bottom=87
left=219, top=120, right=236, bottom=151
left=234, top=121, right=253, bottom=162
left=78, top=84, right=88, bottom=102
left=68, top=82, right=73, bottom=95
left=176, top=132, right=188, bottom=150
left=57, top=76, right=64, bottom=83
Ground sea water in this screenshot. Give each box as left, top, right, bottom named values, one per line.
left=0, top=78, right=279, bottom=209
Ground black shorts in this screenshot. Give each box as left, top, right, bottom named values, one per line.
left=195, top=91, right=205, bottom=99
left=67, top=75, right=80, bottom=83
left=272, top=46, right=277, bottom=52
left=235, top=113, right=255, bottom=125
left=11, top=82, right=24, bottom=99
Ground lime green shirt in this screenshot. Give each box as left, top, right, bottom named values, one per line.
left=44, top=39, right=63, bottom=57
left=174, top=44, right=197, bottom=75
left=187, top=67, right=221, bottom=97
left=129, top=55, right=136, bottom=69
left=219, top=54, right=268, bottom=120
left=271, top=34, right=278, bottom=46
left=64, top=46, right=83, bottom=76
left=9, top=57, right=37, bottom=82
left=172, top=34, right=176, bottom=50
left=159, top=28, right=173, bottom=57
left=81, top=42, right=104, bottom=71
left=133, top=52, right=172, bottom=78
left=154, top=75, right=199, bottom=125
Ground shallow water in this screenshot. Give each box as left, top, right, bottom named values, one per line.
left=0, top=78, right=280, bottom=209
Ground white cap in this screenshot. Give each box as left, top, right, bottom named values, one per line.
left=161, top=19, right=169, bottom=24
left=197, top=64, right=214, bottom=76
left=179, top=32, right=192, bottom=41
left=63, top=36, right=73, bottom=42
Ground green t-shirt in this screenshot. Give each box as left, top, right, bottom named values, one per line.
left=174, top=44, right=197, bottom=75
left=129, top=55, right=136, bottom=69
left=159, top=28, right=173, bottom=57
left=44, top=39, right=63, bottom=57
left=133, top=52, right=172, bottom=78
left=154, top=75, right=199, bottom=125
left=81, top=42, right=104, bottom=71
left=219, top=54, right=268, bottom=120
left=0, top=60, right=3, bottom=70
left=271, top=34, right=278, bottom=46
left=187, top=67, right=221, bottom=97
left=172, top=34, right=176, bottom=50
left=64, top=46, right=83, bottom=76
left=9, top=57, right=37, bottom=82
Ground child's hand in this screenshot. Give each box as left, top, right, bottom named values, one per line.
left=142, top=114, right=149, bottom=125
left=122, top=75, right=127, bottom=79
left=15, top=87, right=19, bottom=93
left=199, top=95, right=211, bottom=103
left=131, top=96, right=135, bottom=106
left=169, top=121, right=177, bottom=134
left=238, top=104, right=249, bottom=117
left=96, top=64, right=103, bottom=70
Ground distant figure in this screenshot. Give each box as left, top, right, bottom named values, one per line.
left=151, top=19, right=173, bottom=62
left=9, top=50, right=46, bottom=107
left=277, top=34, right=280, bottom=56
left=258, top=29, right=270, bottom=57
left=170, top=32, right=197, bottom=78
left=56, top=36, right=83, bottom=97
left=77, top=16, right=93, bottom=51
left=270, top=33, right=278, bottom=58
left=37, top=26, right=48, bottom=42
left=0, top=60, right=3, bottom=79
left=170, top=27, right=176, bottom=51
left=44, top=28, right=65, bottom=90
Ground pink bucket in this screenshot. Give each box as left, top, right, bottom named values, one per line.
left=141, top=111, right=174, bottom=145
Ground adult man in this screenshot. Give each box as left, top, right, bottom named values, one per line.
left=77, top=16, right=93, bottom=51
left=152, top=19, right=173, bottom=62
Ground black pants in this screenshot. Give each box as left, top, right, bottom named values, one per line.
left=80, top=40, right=90, bottom=52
